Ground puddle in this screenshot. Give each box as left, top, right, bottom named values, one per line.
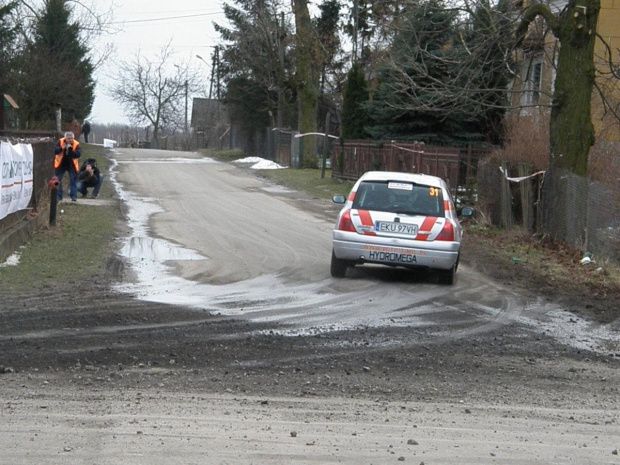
left=121, top=237, right=204, bottom=262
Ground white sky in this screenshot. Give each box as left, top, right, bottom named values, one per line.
left=90, top=1, right=226, bottom=125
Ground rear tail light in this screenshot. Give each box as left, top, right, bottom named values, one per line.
left=436, top=221, right=454, bottom=241
left=337, top=210, right=356, bottom=232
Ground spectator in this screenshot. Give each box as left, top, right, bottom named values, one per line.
left=77, top=158, right=103, bottom=199
left=81, top=120, right=91, bottom=143
left=54, top=131, right=81, bottom=202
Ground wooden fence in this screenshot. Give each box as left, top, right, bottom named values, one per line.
left=331, top=140, right=490, bottom=191
left=266, top=130, right=491, bottom=189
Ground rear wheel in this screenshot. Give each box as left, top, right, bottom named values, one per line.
left=330, top=250, right=348, bottom=278
left=438, top=264, right=455, bottom=285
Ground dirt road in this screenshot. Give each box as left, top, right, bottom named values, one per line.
left=1, top=148, right=618, bottom=464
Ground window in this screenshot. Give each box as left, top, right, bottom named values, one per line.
left=522, top=58, right=543, bottom=106
left=353, top=181, right=444, bottom=216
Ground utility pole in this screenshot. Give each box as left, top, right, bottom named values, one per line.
left=184, top=79, right=188, bottom=134
left=215, top=46, right=221, bottom=123
left=174, top=64, right=189, bottom=135
left=215, top=45, right=220, bottom=101
left=209, top=53, right=216, bottom=99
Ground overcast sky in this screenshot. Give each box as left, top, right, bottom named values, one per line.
left=91, top=1, right=226, bottom=125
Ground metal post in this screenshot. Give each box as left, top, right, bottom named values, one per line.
left=321, top=112, right=331, bottom=179
left=55, top=108, right=62, bottom=133
left=48, top=176, right=59, bottom=226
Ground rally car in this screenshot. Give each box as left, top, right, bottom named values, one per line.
left=331, top=171, right=472, bottom=284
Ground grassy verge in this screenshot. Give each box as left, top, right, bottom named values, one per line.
left=198, top=148, right=354, bottom=199
left=256, top=168, right=354, bottom=199
left=0, top=145, right=118, bottom=294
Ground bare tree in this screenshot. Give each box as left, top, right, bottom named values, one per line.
left=108, top=44, right=201, bottom=148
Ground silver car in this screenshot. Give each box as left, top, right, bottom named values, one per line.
left=331, top=171, right=471, bottom=284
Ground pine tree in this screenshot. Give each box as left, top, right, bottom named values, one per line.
left=215, top=0, right=295, bottom=130
left=366, top=0, right=469, bottom=144
left=341, top=62, right=369, bottom=139
left=20, top=0, right=94, bottom=127
left=0, top=2, right=18, bottom=92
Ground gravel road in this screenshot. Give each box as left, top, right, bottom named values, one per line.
left=1, top=148, right=618, bottom=464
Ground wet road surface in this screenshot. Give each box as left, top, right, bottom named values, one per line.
left=112, top=148, right=618, bottom=353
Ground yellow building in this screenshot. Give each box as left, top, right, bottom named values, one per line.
left=513, top=0, right=620, bottom=141
left=592, top=0, right=620, bottom=140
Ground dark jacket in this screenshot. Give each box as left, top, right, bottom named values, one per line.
left=77, top=158, right=101, bottom=187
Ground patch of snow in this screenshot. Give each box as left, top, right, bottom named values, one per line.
left=233, top=157, right=264, bottom=164
left=233, top=157, right=286, bottom=170
left=0, top=253, right=20, bottom=267
left=250, top=160, right=285, bottom=170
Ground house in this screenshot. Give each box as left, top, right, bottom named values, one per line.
left=1, top=94, right=19, bottom=130
left=190, top=97, right=229, bottom=149
left=512, top=0, right=620, bottom=141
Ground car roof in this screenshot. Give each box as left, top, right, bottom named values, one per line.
left=358, top=171, right=447, bottom=189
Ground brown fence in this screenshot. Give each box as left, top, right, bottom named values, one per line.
left=273, top=130, right=294, bottom=167
left=331, top=140, right=489, bottom=192
left=477, top=160, right=620, bottom=265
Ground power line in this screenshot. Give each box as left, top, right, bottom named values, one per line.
left=112, top=11, right=223, bottom=25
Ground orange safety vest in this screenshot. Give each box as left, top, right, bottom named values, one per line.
left=54, top=138, right=80, bottom=173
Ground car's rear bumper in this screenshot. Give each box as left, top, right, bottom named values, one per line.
left=332, top=232, right=459, bottom=270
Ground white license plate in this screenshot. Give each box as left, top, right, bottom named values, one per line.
left=375, top=221, right=419, bottom=235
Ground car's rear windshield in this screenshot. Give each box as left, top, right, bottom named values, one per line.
left=352, top=180, right=445, bottom=217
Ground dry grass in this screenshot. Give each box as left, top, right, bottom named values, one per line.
left=588, top=140, right=620, bottom=186
left=499, top=112, right=550, bottom=171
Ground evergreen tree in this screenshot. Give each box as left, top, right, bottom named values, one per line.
left=341, top=62, right=369, bottom=139
left=460, top=0, right=513, bottom=144
left=366, top=0, right=470, bottom=144
left=19, top=0, right=94, bottom=127
left=215, top=0, right=295, bottom=130
left=313, top=0, right=343, bottom=96
left=0, top=2, right=18, bottom=92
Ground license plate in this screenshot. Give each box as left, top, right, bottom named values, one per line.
left=375, top=221, right=419, bottom=235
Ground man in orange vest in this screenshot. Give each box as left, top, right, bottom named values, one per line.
left=54, top=131, right=82, bottom=201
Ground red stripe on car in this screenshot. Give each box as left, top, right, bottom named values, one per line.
left=358, top=210, right=377, bottom=236
left=416, top=217, right=438, bottom=241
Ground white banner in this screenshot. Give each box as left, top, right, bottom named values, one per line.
left=0, top=141, right=34, bottom=220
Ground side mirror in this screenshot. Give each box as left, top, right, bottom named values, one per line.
left=332, top=194, right=346, bottom=204
left=459, top=206, right=474, bottom=218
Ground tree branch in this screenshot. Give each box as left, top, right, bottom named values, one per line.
left=516, top=3, right=560, bottom=45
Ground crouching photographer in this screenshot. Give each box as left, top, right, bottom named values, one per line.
left=77, top=158, right=103, bottom=199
